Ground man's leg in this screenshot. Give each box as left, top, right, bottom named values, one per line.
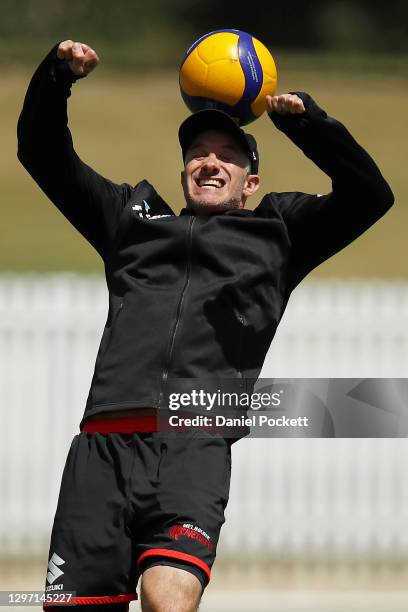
left=133, top=431, right=232, bottom=611
left=43, top=434, right=138, bottom=609
left=140, top=566, right=202, bottom=612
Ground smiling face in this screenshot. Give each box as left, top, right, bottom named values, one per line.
left=181, top=129, right=260, bottom=215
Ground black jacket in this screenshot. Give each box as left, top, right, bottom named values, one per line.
left=17, top=44, right=394, bottom=428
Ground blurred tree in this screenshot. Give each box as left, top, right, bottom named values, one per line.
left=179, top=0, right=408, bottom=53
left=0, top=0, right=407, bottom=65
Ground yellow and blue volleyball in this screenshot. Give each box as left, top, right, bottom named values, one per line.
left=179, top=29, right=278, bottom=126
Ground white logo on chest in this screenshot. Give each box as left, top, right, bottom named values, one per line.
left=132, top=199, right=172, bottom=220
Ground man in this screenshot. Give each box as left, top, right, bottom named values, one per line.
left=17, top=40, right=394, bottom=612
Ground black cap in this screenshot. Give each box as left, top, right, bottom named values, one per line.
left=178, top=109, right=259, bottom=174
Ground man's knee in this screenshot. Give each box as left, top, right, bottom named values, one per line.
left=140, top=565, right=203, bottom=612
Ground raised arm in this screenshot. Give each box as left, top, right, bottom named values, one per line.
left=17, top=40, right=132, bottom=259
left=263, top=92, right=394, bottom=289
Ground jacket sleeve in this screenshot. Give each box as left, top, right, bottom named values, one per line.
left=267, top=92, right=394, bottom=290
left=17, top=43, right=132, bottom=260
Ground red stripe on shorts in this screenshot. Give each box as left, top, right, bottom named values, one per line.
left=43, top=593, right=137, bottom=607
left=137, top=548, right=211, bottom=580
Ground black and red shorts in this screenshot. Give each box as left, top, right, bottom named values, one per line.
left=43, top=417, right=232, bottom=609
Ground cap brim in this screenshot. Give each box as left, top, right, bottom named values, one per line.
left=178, top=109, right=255, bottom=170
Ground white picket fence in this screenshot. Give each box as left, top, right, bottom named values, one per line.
left=0, top=274, right=407, bottom=558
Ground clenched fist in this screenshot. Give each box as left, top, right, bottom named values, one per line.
left=266, top=94, right=305, bottom=115
left=57, top=40, right=99, bottom=77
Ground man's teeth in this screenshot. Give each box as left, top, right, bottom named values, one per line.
left=197, top=178, right=224, bottom=188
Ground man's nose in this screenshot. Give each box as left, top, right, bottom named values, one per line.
left=201, top=153, right=220, bottom=172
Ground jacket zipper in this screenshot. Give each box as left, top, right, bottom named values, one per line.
left=158, top=216, right=196, bottom=407
left=236, top=311, right=246, bottom=384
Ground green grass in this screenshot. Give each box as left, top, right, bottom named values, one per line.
left=2, top=60, right=407, bottom=276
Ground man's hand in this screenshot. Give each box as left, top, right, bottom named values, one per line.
left=57, top=40, right=99, bottom=77
left=266, top=94, right=305, bottom=115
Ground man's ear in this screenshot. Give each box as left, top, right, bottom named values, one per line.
left=243, top=174, right=260, bottom=198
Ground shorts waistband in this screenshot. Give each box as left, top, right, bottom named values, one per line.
left=81, top=416, right=158, bottom=434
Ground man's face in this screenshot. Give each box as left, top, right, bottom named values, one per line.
left=181, top=129, right=260, bottom=215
